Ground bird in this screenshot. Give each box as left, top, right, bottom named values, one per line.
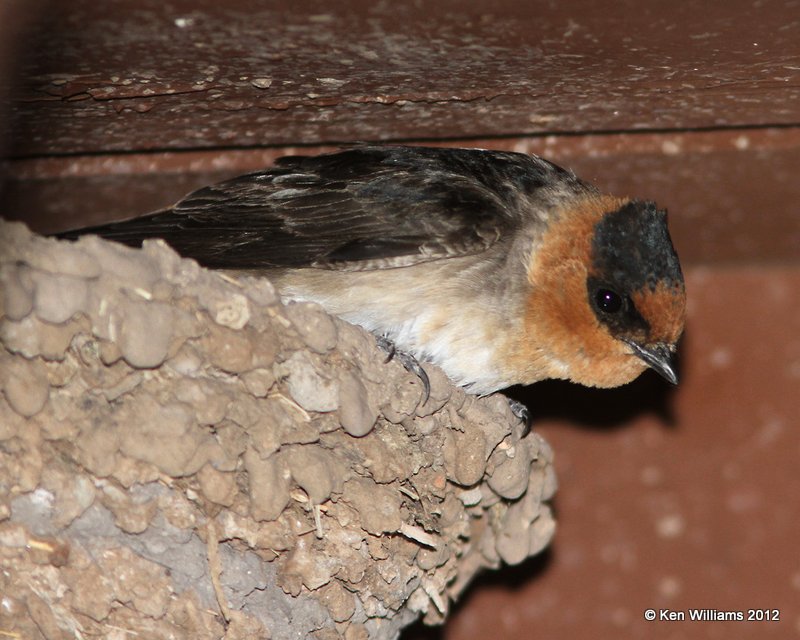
left=58, top=145, right=686, bottom=397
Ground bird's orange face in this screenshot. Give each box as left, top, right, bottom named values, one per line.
left=517, top=195, right=686, bottom=388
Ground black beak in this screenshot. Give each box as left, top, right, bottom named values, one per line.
left=624, top=340, right=679, bottom=385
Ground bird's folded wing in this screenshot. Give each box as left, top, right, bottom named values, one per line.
left=58, top=146, right=562, bottom=270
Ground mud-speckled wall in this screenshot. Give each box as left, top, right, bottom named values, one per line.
left=2, top=1, right=800, bottom=638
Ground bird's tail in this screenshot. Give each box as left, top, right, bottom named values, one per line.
left=53, top=208, right=175, bottom=249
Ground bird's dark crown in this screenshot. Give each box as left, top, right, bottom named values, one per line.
left=587, top=201, right=684, bottom=340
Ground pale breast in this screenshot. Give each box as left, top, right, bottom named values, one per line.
left=267, top=261, right=516, bottom=394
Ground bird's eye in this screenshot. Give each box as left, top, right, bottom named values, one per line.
left=595, top=289, right=622, bottom=314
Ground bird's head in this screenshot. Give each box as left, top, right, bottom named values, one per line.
left=522, top=196, right=686, bottom=388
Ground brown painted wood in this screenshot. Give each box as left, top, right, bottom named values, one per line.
left=4, top=129, right=800, bottom=267
left=6, top=0, right=800, bottom=156
left=4, top=1, right=800, bottom=268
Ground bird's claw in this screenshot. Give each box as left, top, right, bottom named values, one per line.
left=376, top=336, right=431, bottom=404
left=507, top=397, right=532, bottom=437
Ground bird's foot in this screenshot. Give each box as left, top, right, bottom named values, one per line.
left=376, top=335, right=431, bottom=404
left=507, top=397, right=532, bottom=437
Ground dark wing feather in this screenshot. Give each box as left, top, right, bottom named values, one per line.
left=58, top=146, right=577, bottom=270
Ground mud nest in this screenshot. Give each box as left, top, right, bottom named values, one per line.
left=0, top=220, right=556, bottom=640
